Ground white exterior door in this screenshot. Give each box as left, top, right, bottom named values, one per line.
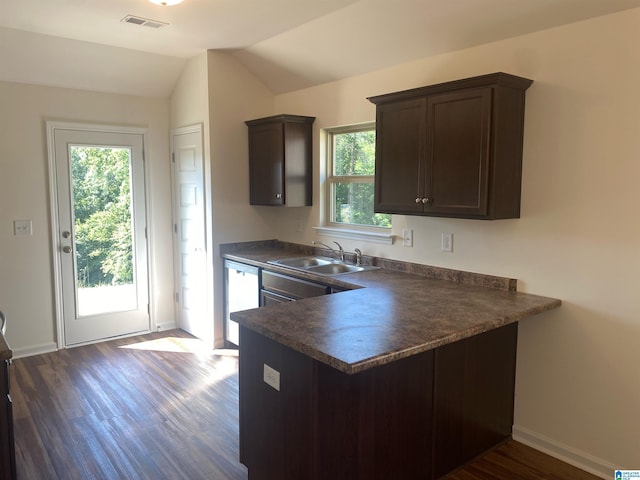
left=48, top=123, right=150, bottom=346
left=171, top=125, right=211, bottom=342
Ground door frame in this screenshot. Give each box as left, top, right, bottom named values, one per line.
left=46, top=121, right=153, bottom=349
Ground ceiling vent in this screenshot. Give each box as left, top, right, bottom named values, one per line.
left=121, top=15, right=168, bottom=29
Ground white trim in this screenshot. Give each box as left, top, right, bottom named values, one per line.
left=171, top=124, right=202, bottom=136
left=155, top=320, right=178, bottom=332
left=324, top=122, right=392, bottom=231
left=46, top=123, right=66, bottom=350
left=512, top=425, right=614, bottom=479
left=313, top=226, right=395, bottom=244
left=11, top=342, right=58, bottom=359
left=142, top=127, right=155, bottom=333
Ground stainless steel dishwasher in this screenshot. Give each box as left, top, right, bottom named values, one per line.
left=224, top=260, right=259, bottom=346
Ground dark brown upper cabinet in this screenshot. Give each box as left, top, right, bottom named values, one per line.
left=368, top=73, right=533, bottom=219
left=245, top=114, right=315, bottom=207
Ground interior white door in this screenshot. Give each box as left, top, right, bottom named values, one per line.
left=50, top=124, right=150, bottom=346
left=171, top=125, right=211, bottom=342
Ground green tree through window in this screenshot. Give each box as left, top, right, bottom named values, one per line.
left=71, top=146, right=134, bottom=288
left=329, top=127, right=391, bottom=228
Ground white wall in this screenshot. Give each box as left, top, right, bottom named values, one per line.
left=169, top=52, right=214, bottom=341
left=169, top=51, right=278, bottom=346
left=171, top=50, right=279, bottom=346
left=265, top=8, right=640, bottom=475
left=206, top=51, right=278, bottom=346
left=0, top=81, right=174, bottom=355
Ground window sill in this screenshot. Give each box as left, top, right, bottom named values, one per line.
left=312, top=226, right=394, bottom=245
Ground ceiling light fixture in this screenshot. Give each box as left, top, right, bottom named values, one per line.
left=149, top=0, right=183, bottom=5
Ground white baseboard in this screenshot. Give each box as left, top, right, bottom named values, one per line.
left=10, top=324, right=179, bottom=359
left=513, top=425, right=616, bottom=479
left=155, top=320, right=177, bottom=332
left=11, top=342, right=58, bottom=359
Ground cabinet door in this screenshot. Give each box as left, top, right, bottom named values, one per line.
left=425, top=87, right=492, bottom=216
left=248, top=122, right=284, bottom=205
left=282, top=121, right=313, bottom=207
left=374, top=98, right=427, bottom=214
left=432, top=323, right=517, bottom=478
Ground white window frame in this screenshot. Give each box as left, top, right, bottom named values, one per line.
left=314, top=123, right=393, bottom=244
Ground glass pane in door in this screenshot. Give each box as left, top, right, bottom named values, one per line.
left=70, top=145, right=137, bottom=317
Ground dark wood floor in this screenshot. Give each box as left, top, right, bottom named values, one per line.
left=10, top=329, right=600, bottom=480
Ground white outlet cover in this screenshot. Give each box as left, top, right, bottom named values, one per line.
left=14, top=219, right=33, bottom=236
left=263, top=363, right=280, bottom=391
left=441, top=233, right=453, bottom=252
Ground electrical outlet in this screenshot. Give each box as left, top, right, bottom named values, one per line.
left=441, top=233, right=453, bottom=252
left=14, top=219, right=32, bottom=236
left=263, top=363, right=280, bottom=391
left=402, top=228, right=413, bottom=247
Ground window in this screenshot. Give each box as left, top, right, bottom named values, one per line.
left=326, top=124, right=391, bottom=229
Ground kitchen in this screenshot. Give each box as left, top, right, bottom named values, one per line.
left=1, top=1, right=640, bottom=478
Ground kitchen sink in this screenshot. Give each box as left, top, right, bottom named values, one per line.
left=306, top=263, right=365, bottom=275
left=267, top=256, right=379, bottom=276
left=268, top=256, right=334, bottom=268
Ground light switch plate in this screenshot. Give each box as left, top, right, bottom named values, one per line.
left=402, top=228, right=413, bottom=247
left=263, top=363, right=280, bottom=391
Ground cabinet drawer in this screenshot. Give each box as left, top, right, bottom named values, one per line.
left=262, top=271, right=329, bottom=300
left=261, top=290, right=293, bottom=307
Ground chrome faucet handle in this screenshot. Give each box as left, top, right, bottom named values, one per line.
left=354, top=248, right=362, bottom=267
left=333, top=241, right=344, bottom=262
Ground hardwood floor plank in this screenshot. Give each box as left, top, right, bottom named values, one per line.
left=12, top=330, right=248, bottom=480
left=443, top=441, right=602, bottom=480
left=11, top=330, right=600, bottom=480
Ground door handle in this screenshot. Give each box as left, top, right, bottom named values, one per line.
left=62, top=231, right=71, bottom=238
left=63, top=246, right=72, bottom=254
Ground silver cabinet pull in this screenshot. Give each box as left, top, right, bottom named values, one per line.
left=422, top=197, right=431, bottom=205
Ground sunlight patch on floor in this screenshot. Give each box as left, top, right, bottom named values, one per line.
left=120, top=336, right=238, bottom=357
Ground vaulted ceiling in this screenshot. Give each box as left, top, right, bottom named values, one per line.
left=2, top=0, right=640, bottom=96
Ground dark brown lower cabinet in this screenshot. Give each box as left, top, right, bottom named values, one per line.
left=432, top=323, right=517, bottom=478
left=239, top=323, right=517, bottom=480
left=0, top=359, right=16, bottom=480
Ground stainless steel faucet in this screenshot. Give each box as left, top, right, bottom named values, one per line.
left=354, top=248, right=363, bottom=267
left=333, top=241, right=344, bottom=262
left=312, top=240, right=344, bottom=262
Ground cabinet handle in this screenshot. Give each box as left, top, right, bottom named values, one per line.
left=275, top=193, right=283, bottom=199
left=422, top=197, right=431, bottom=205
left=415, top=197, right=422, bottom=204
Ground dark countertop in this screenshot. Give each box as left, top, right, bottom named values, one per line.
left=225, top=240, right=561, bottom=374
